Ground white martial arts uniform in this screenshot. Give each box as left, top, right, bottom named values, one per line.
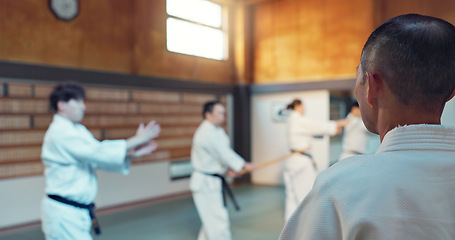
left=284, top=111, right=337, bottom=221
left=338, top=113, right=376, bottom=160
left=280, top=124, right=455, bottom=240
left=190, top=120, right=245, bottom=240
left=41, top=115, right=130, bottom=240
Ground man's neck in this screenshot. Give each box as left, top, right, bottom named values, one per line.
left=205, top=119, right=219, bottom=127
left=56, top=113, right=78, bottom=124
left=376, top=107, right=441, bottom=141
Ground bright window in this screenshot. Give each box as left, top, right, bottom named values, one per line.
left=166, top=0, right=226, bottom=60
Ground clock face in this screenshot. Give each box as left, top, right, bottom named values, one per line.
left=49, top=0, right=79, bottom=21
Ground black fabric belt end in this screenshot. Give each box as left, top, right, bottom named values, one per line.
left=209, top=174, right=241, bottom=212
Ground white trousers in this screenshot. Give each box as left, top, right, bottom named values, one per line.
left=41, top=197, right=93, bottom=240
left=192, top=190, right=231, bottom=240
left=283, top=153, right=317, bottom=221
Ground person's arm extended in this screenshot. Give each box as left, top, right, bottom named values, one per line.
left=126, top=121, right=161, bottom=157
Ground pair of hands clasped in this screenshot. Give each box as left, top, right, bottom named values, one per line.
left=126, top=121, right=161, bottom=158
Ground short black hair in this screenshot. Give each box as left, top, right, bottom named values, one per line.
left=287, top=99, right=302, bottom=110
left=350, top=101, right=359, bottom=110
left=360, top=14, right=455, bottom=111
left=202, top=100, right=222, bottom=119
left=49, top=82, right=85, bottom=112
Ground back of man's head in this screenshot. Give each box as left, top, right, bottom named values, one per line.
left=360, top=14, right=455, bottom=111
left=49, top=82, right=85, bottom=112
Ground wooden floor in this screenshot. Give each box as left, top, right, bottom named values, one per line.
left=0, top=184, right=285, bottom=240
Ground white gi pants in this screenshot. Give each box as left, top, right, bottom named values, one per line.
left=283, top=153, right=317, bottom=221
left=42, top=197, right=93, bottom=240
left=193, top=190, right=231, bottom=240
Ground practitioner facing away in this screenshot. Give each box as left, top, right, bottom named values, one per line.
left=283, top=99, right=346, bottom=222
left=280, top=14, right=455, bottom=239
left=338, top=101, right=378, bottom=161
left=41, top=82, right=161, bottom=240
left=190, top=100, right=255, bottom=240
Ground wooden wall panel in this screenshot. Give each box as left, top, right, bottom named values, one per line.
left=0, top=0, right=234, bottom=84
left=0, top=99, right=49, bottom=113
left=182, top=93, right=222, bottom=104
left=85, top=88, right=130, bottom=101
left=34, top=85, right=53, bottom=98
left=0, top=116, right=30, bottom=129
left=372, top=0, right=455, bottom=27
left=325, top=0, right=374, bottom=77
left=0, top=130, right=46, bottom=146
left=0, top=0, right=133, bottom=73
left=0, top=81, right=224, bottom=179
left=253, top=0, right=374, bottom=84
left=131, top=90, right=181, bottom=103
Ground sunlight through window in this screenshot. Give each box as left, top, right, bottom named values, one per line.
left=166, top=0, right=226, bottom=60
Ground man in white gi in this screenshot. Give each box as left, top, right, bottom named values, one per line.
left=190, top=100, right=255, bottom=240
left=338, top=101, right=378, bottom=161
left=41, top=82, right=161, bottom=240
left=283, top=99, right=346, bottom=222
left=279, top=14, right=455, bottom=239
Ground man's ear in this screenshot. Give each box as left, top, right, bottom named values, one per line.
left=57, top=101, right=66, bottom=113
left=366, top=72, right=383, bottom=107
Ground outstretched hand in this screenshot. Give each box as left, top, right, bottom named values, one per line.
left=335, top=118, right=349, bottom=135
left=243, top=162, right=257, bottom=172
left=236, top=162, right=257, bottom=175
left=126, top=120, right=161, bottom=154
left=227, top=169, right=241, bottom=178
left=137, top=121, right=161, bottom=141
left=128, top=141, right=158, bottom=158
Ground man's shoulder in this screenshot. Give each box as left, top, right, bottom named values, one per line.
left=315, top=154, right=384, bottom=190
left=193, top=121, right=217, bottom=142
left=45, top=118, right=89, bottom=143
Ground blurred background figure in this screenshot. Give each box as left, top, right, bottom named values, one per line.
left=338, top=101, right=378, bottom=161
left=283, top=99, right=346, bottom=222
left=41, top=82, right=161, bottom=240
left=190, top=100, right=255, bottom=240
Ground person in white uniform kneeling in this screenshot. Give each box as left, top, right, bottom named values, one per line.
left=190, top=100, right=255, bottom=240
left=41, top=82, right=161, bottom=240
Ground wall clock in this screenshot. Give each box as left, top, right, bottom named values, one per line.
left=49, top=0, right=79, bottom=21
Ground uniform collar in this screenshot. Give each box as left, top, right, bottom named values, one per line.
left=377, top=124, right=455, bottom=153
left=202, top=119, right=220, bottom=129
left=53, top=114, right=78, bottom=127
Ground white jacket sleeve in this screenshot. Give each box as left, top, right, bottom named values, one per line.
left=45, top=125, right=129, bottom=174
left=291, top=116, right=337, bottom=136
left=208, top=131, right=245, bottom=173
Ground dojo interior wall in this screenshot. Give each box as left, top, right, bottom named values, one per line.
left=251, top=0, right=455, bottom=85
left=0, top=0, right=234, bottom=84
left=0, top=79, right=231, bottom=229
left=3, top=0, right=455, bottom=231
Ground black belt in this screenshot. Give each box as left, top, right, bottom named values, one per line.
left=48, top=194, right=101, bottom=235
left=291, top=150, right=318, bottom=170
left=199, top=172, right=241, bottom=211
